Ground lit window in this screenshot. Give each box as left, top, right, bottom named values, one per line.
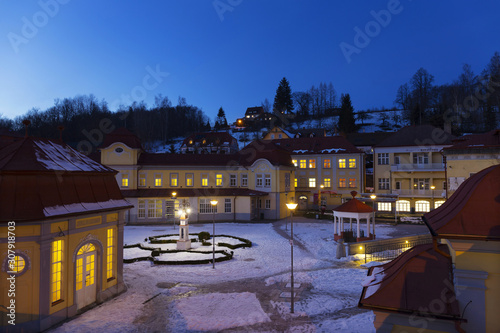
left=348, top=159, right=356, bottom=168
left=309, top=159, right=316, bottom=168
left=9, top=255, right=25, bottom=274
left=225, top=198, right=232, bottom=213
left=265, top=199, right=271, bottom=209
left=348, top=178, right=356, bottom=188
left=230, top=174, right=237, bottom=187
left=323, top=159, right=331, bottom=168
left=294, top=178, right=298, bottom=187
left=186, top=174, right=193, bottom=187
left=241, top=174, right=248, bottom=187
left=121, top=174, right=128, bottom=187
left=292, top=159, right=297, bottom=167
left=202, top=174, right=208, bottom=187
left=139, top=174, right=146, bottom=187
left=434, top=200, right=445, bottom=209
left=324, top=178, right=331, bottom=187
left=264, top=174, right=271, bottom=187
left=170, top=173, right=178, bottom=187
left=377, top=202, right=392, bottom=211
left=299, top=160, right=306, bottom=168
left=396, top=200, right=410, bottom=212
left=256, top=174, right=263, bottom=187
left=52, top=240, right=63, bottom=303
left=138, top=200, right=146, bottom=218
left=154, top=174, right=162, bottom=187
left=338, top=159, right=346, bottom=168
left=216, top=174, right=223, bottom=187
left=107, top=229, right=115, bottom=280
left=338, top=178, right=346, bottom=187
left=309, top=178, right=316, bottom=188
left=415, top=200, right=430, bottom=213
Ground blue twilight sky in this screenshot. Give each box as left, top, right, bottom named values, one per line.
left=0, top=0, right=498, bottom=124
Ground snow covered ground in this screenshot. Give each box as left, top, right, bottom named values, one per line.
left=49, top=220, right=424, bottom=332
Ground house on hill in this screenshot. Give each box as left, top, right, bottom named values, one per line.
left=180, top=131, right=239, bottom=154
left=0, top=136, right=132, bottom=332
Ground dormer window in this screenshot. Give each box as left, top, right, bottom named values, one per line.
left=202, top=139, right=206, bottom=145
left=189, top=140, right=193, bottom=145
left=115, top=147, right=123, bottom=153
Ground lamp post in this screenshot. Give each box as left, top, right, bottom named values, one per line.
left=370, top=195, right=376, bottom=238
left=171, top=192, right=177, bottom=228
left=286, top=202, right=298, bottom=313
left=430, top=185, right=435, bottom=210
left=210, top=199, right=218, bottom=269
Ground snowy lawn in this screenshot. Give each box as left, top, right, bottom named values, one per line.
left=50, top=219, right=420, bottom=332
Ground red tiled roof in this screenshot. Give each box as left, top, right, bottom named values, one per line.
left=181, top=131, right=237, bottom=147
left=423, top=164, right=500, bottom=240
left=270, top=136, right=362, bottom=154
left=359, top=243, right=461, bottom=321
left=121, top=188, right=269, bottom=198
left=100, top=127, right=143, bottom=149
left=444, top=129, right=500, bottom=151
left=333, top=198, right=373, bottom=213
left=375, top=125, right=455, bottom=147
left=0, top=137, right=132, bottom=222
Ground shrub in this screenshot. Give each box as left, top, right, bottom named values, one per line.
left=198, top=231, right=211, bottom=242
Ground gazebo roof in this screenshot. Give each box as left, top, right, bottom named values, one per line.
left=423, top=164, right=500, bottom=241
left=333, top=191, right=374, bottom=213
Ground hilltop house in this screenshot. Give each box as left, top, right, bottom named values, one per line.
left=0, top=135, right=131, bottom=332
left=180, top=131, right=239, bottom=154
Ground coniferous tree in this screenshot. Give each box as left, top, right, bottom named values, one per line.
left=273, top=77, right=294, bottom=114
left=338, top=93, right=356, bottom=134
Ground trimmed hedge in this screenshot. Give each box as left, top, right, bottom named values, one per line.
left=153, top=250, right=233, bottom=265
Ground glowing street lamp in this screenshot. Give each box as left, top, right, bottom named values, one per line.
left=171, top=192, right=178, bottom=228
left=430, top=185, right=436, bottom=209
left=210, top=199, right=218, bottom=269
left=370, top=195, right=376, bottom=238
left=286, top=202, right=298, bottom=313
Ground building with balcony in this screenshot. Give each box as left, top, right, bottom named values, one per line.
left=373, top=125, right=455, bottom=213
left=269, top=136, right=364, bottom=210
left=99, top=130, right=295, bottom=222
left=0, top=135, right=131, bottom=332
left=443, top=129, right=500, bottom=197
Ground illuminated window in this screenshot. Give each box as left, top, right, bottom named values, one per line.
left=139, top=174, right=146, bottom=187
left=294, top=178, right=298, bottom=187
left=170, top=173, right=178, bottom=187
left=348, top=178, right=356, bottom=188
left=309, top=178, right=316, bottom=188
left=377, top=202, right=392, bottom=211
left=309, top=159, right=316, bottom=168
left=216, top=174, right=223, bottom=187
left=324, top=178, right=331, bottom=187
left=348, top=159, right=356, bottom=168
left=292, top=159, right=298, bottom=167
left=338, top=178, right=346, bottom=187
left=241, top=174, right=248, bottom=187
left=106, top=229, right=115, bottom=280
left=52, top=240, right=63, bottom=303
left=201, top=174, right=208, bottom=187
left=299, top=160, right=306, bottom=168
left=9, top=255, right=25, bottom=274
left=415, top=200, right=430, bottom=213
left=121, top=174, right=128, bottom=187
left=76, top=243, right=96, bottom=291
left=230, top=174, right=237, bottom=187
left=323, top=159, right=331, bottom=168
left=396, top=200, right=410, bottom=212
left=434, top=200, right=445, bottom=209
left=186, top=173, right=193, bottom=187
left=154, top=174, right=162, bottom=187
left=264, top=174, right=271, bottom=187
left=138, top=200, right=146, bottom=218
left=338, top=159, right=346, bottom=168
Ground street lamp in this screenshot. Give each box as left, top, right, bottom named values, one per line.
left=370, top=195, right=376, bottom=238
left=430, top=185, right=435, bottom=209
left=172, top=192, right=177, bottom=228
left=210, top=199, right=218, bottom=269
left=286, top=202, right=298, bottom=313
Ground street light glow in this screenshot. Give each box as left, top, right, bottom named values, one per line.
left=370, top=195, right=376, bottom=200
left=210, top=200, right=218, bottom=206
left=286, top=203, right=298, bottom=210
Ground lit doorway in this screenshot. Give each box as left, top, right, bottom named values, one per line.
left=76, top=243, right=97, bottom=309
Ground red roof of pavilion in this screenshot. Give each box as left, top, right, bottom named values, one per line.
left=333, top=194, right=373, bottom=213
left=359, top=243, right=461, bottom=321
left=423, top=164, right=500, bottom=241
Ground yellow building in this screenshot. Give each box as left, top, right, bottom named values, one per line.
left=0, top=136, right=132, bottom=332
left=373, top=125, right=455, bottom=214
left=360, top=164, right=500, bottom=332
left=443, top=129, right=500, bottom=196
left=267, top=136, right=364, bottom=210
left=99, top=129, right=295, bottom=222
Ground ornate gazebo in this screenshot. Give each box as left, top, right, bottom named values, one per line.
left=333, top=191, right=375, bottom=242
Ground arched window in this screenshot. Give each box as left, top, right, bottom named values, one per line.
left=396, top=200, right=410, bottom=212
left=415, top=200, right=430, bottom=213
left=434, top=200, right=445, bottom=209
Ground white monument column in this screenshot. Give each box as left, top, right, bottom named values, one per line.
left=177, top=211, right=191, bottom=250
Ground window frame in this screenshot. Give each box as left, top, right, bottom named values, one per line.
left=299, top=160, right=306, bottom=169
left=154, top=174, right=162, bottom=187
left=309, top=159, right=316, bottom=169
left=241, top=174, right=248, bottom=187
left=51, top=239, right=64, bottom=304
left=224, top=198, right=232, bottom=213
left=121, top=174, right=129, bottom=187
left=323, top=159, right=331, bottom=168
left=216, top=174, right=223, bottom=187
left=309, top=178, right=316, bottom=188
left=323, top=178, right=331, bottom=188
left=139, top=173, right=146, bottom=187
left=338, top=158, right=346, bottom=169
left=201, top=174, right=209, bottom=187
left=186, top=173, right=194, bottom=187
left=170, top=173, right=178, bottom=187
left=338, top=178, right=347, bottom=188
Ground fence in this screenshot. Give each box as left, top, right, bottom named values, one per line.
left=346, top=233, right=432, bottom=263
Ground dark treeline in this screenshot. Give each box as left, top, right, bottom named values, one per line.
left=395, top=52, right=500, bottom=134
left=0, top=94, right=209, bottom=151
left=292, top=82, right=338, bottom=121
